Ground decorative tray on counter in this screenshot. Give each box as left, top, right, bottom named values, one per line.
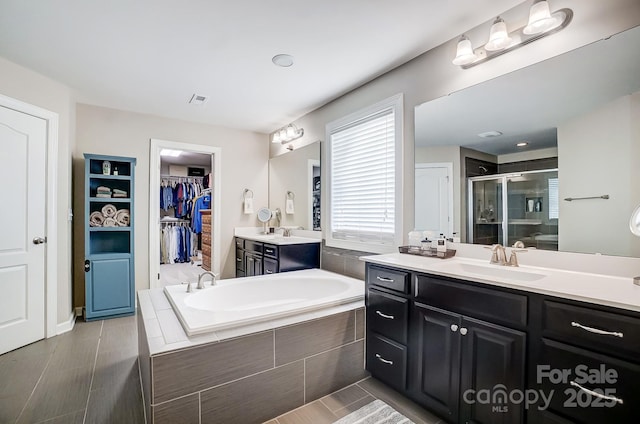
left=398, top=245, right=457, bottom=259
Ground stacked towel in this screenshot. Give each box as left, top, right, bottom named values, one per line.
left=96, top=186, right=112, bottom=198
left=112, top=188, right=128, bottom=198
left=103, top=217, right=117, bottom=227
left=101, top=204, right=117, bottom=218
left=115, top=209, right=130, bottom=227
left=89, top=211, right=105, bottom=227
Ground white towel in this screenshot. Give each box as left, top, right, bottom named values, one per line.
left=102, top=204, right=117, bottom=218
left=115, top=209, right=130, bottom=227
left=285, top=198, right=295, bottom=214
left=244, top=198, right=254, bottom=214
left=89, top=211, right=105, bottom=227
left=103, top=217, right=117, bottom=227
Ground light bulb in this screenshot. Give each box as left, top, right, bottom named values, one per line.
left=485, top=17, right=512, bottom=51
left=286, top=125, right=296, bottom=139
left=524, top=0, right=558, bottom=35
left=452, top=35, right=477, bottom=66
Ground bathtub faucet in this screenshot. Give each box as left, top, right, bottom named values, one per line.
left=197, top=271, right=217, bottom=289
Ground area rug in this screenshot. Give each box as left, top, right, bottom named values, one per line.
left=334, top=399, right=415, bottom=424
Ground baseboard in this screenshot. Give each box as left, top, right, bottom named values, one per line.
left=56, top=310, right=76, bottom=335
left=75, top=306, right=84, bottom=318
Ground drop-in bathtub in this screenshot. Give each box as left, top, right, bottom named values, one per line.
left=163, top=268, right=364, bottom=336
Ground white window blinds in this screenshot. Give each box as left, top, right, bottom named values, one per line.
left=548, top=177, right=559, bottom=219
left=330, top=108, right=396, bottom=246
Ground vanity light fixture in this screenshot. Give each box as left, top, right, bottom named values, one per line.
left=452, top=1, right=572, bottom=69
left=271, top=123, right=304, bottom=144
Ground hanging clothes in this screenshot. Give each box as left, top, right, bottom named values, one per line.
left=160, top=224, right=196, bottom=264
left=191, top=193, right=211, bottom=233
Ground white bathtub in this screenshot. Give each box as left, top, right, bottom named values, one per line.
left=163, top=268, right=364, bottom=336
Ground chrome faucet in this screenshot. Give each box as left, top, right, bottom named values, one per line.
left=197, top=271, right=217, bottom=289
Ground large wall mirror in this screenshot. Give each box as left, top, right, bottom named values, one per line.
left=414, top=26, right=640, bottom=257
left=269, top=141, right=321, bottom=231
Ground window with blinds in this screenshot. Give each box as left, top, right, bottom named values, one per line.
left=327, top=94, right=402, bottom=252
left=548, top=177, right=559, bottom=219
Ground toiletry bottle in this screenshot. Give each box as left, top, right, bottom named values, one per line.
left=113, top=166, right=118, bottom=176
left=436, top=234, right=447, bottom=252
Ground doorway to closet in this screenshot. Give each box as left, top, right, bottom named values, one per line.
left=149, top=139, right=221, bottom=289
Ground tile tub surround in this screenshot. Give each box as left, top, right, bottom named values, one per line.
left=138, top=290, right=367, bottom=424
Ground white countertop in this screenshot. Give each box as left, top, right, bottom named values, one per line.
left=234, top=227, right=321, bottom=245
left=362, top=253, right=640, bottom=313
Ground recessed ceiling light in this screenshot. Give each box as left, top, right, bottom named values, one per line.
left=160, top=149, right=182, bottom=157
left=516, top=142, right=529, bottom=147
left=477, top=130, right=503, bottom=138
left=272, top=54, right=294, bottom=67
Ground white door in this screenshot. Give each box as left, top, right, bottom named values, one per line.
left=415, top=163, right=453, bottom=236
left=0, top=105, right=47, bottom=355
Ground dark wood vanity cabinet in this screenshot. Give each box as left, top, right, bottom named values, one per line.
left=235, top=237, right=320, bottom=277
left=364, top=262, right=640, bottom=424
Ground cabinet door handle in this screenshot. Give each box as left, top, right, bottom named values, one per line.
left=376, top=310, right=394, bottom=320
left=450, top=324, right=459, bottom=332
left=570, top=381, right=623, bottom=405
left=266, top=270, right=273, bottom=274
left=459, top=327, right=468, bottom=336
left=376, top=276, right=394, bottom=283
left=571, top=322, right=623, bottom=338
left=375, top=353, right=393, bottom=365
left=236, top=258, right=242, bottom=262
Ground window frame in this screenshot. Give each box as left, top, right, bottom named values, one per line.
left=325, top=93, right=403, bottom=253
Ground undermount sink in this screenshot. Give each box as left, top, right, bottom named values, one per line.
left=433, top=260, right=547, bottom=282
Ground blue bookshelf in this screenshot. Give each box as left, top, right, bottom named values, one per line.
left=84, top=154, right=136, bottom=320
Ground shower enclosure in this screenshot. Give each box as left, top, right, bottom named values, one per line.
left=468, top=169, right=559, bottom=250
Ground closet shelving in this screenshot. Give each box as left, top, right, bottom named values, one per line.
left=84, top=154, right=136, bottom=320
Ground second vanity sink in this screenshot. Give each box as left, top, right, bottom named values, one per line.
left=431, top=259, right=547, bottom=282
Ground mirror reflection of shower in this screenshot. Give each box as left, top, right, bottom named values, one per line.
left=469, top=169, right=559, bottom=250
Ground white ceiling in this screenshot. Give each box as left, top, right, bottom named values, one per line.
left=415, top=26, right=640, bottom=156
left=0, top=0, right=522, bottom=133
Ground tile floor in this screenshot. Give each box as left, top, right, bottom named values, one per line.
left=1, top=313, right=441, bottom=424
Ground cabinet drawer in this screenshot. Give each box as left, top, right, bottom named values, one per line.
left=263, top=244, right=278, bottom=259
left=367, top=265, right=410, bottom=294
left=264, top=257, right=278, bottom=275
left=245, top=240, right=263, bottom=254
left=538, top=338, right=640, bottom=424
left=416, top=275, right=527, bottom=327
left=542, top=300, right=640, bottom=362
left=201, top=231, right=211, bottom=247
left=202, top=255, right=211, bottom=271
left=201, top=244, right=211, bottom=259
left=235, top=238, right=244, bottom=249
left=367, top=289, right=408, bottom=344
left=366, top=334, right=407, bottom=391
left=201, top=223, right=211, bottom=234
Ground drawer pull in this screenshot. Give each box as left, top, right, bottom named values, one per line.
left=236, top=258, right=242, bottom=262
left=459, top=327, right=468, bottom=336
left=570, top=381, right=624, bottom=405
left=450, top=324, right=459, bottom=332
left=376, top=310, right=394, bottom=320
left=375, top=353, right=394, bottom=365
left=571, top=322, right=623, bottom=338
left=266, top=270, right=273, bottom=274
left=376, top=276, right=395, bottom=283
left=266, top=249, right=275, bottom=254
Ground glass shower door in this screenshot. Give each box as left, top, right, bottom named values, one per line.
left=469, top=177, right=504, bottom=246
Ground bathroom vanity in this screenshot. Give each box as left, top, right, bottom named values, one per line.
left=235, top=235, right=320, bottom=278
left=363, top=254, right=640, bottom=424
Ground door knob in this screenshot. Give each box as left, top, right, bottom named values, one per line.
left=450, top=324, right=459, bottom=332
left=460, top=327, right=468, bottom=336
left=33, top=237, right=46, bottom=245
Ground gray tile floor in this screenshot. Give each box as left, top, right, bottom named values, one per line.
left=1, top=313, right=440, bottom=424
left=0, top=314, right=143, bottom=424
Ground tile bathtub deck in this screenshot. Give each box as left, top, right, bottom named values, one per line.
left=1, top=313, right=440, bottom=424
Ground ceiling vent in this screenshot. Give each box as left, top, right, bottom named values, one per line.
left=189, top=94, right=209, bottom=105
